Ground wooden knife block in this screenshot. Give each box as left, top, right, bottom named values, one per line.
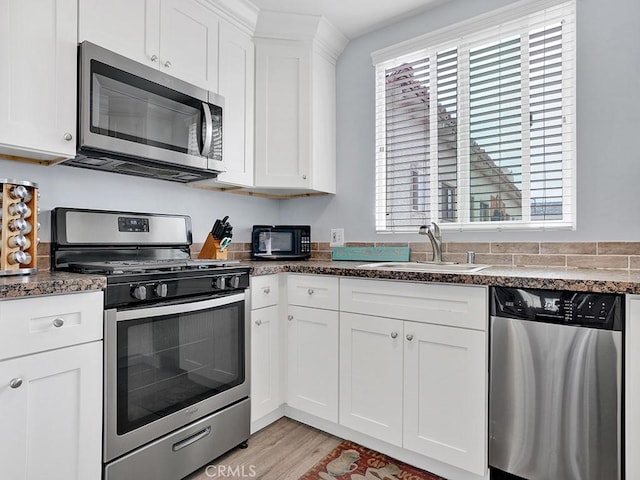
left=198, top=233, right=228, bottom=260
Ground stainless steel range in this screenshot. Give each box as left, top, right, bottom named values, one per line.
left=51, top=207, right=250, bottom=480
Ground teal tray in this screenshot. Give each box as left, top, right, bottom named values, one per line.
left=331, top=246, right=410, bottom=262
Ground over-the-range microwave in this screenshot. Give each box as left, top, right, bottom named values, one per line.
left=65, top=41, right=224, bottom=183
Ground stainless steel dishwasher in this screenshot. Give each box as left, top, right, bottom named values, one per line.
left=489, top=287, right=623, bottom=480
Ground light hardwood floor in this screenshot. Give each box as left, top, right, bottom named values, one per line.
left=184, top=418, right=342, bottom=480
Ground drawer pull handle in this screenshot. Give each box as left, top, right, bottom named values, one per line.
left=307, top=288, right=314, bottom=295
left=150, top=54, right=158, bottom=62
left=288, top=315, right=293, bottom=321
left=390, top=331, right=398, bottom=339
left=263, top=287, right=270, bottom=295
left=52, top=318, right=65, bottom=328
left=9, top=378, right=23, bottom=389
left=255, top=319, right=262, bottom=326
left=406, top=334, right=414, bottom=341
left=172, top=426, right=211, bottom=452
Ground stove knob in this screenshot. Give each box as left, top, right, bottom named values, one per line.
left=155, top=283, right=168, bottom=297
left=214, top=276, right=227, bottom=290
left=229, top=275, right=241, bottom=289
left=131, top=285, right=147, bottom=300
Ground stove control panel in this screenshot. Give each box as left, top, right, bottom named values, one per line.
left=110, top=269, right=250, bottom=308
left=213, top=274, right=243, bottom=291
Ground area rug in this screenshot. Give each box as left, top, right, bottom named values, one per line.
left=298, top=440, right=446, bottom=480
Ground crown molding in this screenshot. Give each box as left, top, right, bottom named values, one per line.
left=254, top=11, right=348, bottom=60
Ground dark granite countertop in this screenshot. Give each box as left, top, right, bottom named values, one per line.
left=0, top=271, right=106, bottom=299
left=4, top=260, right=640, bottom=300
left=245, top=260, right=640, bottom=294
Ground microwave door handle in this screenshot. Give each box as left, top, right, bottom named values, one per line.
left=201, top=102, right=213, bottom=157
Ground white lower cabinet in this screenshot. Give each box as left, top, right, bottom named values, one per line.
left=287, top=304, right=339, bottom=422
left=340, top=278, right=488, bottom=477
left=0, top=291, right=103, bottom=480
left=250, top=275, right=282, bottom=425
left=339, top=312, right=403, bottom=445
left=251, top=304, right=280, bottom=422
left=250, top=274, right=489, bottom=477
left=403, top=321, right=486, bottom=475
left=626, top=295, right=640, bottom=480
left=0, top=342, right=102, bottom=480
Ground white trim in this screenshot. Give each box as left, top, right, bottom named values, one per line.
left=371, top=0, right=572, bottom=65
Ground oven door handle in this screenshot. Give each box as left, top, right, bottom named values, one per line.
left=114, top=293, right=245, bottom=321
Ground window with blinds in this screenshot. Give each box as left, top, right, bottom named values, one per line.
left=373, top=0, right=575, bottom=232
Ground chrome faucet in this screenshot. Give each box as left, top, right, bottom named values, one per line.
left=419, top=222, right=443, bottom=263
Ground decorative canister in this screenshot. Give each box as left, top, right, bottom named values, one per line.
left=0, top=179, right=39, bottom=276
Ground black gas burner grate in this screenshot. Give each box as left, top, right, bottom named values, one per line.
left=67, top=258, right=240, bottom=275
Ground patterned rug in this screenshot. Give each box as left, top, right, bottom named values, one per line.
left=298, top=440, right=446, bottom=480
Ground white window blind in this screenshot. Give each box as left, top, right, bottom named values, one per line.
left=373, top=0, right=575, bottom=232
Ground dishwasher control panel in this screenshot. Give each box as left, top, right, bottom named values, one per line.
left=491, top=287, right=623, bottom=330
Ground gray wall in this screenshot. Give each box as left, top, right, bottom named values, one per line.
left=0, top=159, right=279, bottom=243
left=280, top=0, right=640, bottom=243
left=6, top=0, right=638, bottom=246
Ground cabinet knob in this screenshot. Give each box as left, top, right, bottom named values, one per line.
left=302, top=174, right=307, bottom=180
left=255, top=319, right=262, bottom=326
left=52, top=318, right=65, bottom=328
left=263, top=287, right=270, bottom=295
left=63, top=132, right=73, bottom=141
left=390, top=331, right=398, bottom=339
left=150, top=54, right=158, bottom=62
left=406, top=333, right=414, bottom=341
left=9, top=378, right=23, bottom=389
left=307, top=288, right=314, bottom=295
left=288, top=315, right=293, bottom=321
left=164, top=60, right=172, bottom=68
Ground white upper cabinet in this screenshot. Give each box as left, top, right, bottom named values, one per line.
left=253, top=12, right=347, bottom=194
left=214, top=20, right=255, bottom=187
left=158, top=0, right=219, bottom=92
left=0, top=0, right=77, bottom=162
left=79, top=0, right=220, bottom=92
left=78, top=0, right=157, bottom=68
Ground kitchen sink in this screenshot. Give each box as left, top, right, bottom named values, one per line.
left=357, top=262, right=491, bottom=273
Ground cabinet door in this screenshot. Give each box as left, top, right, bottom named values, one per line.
left=627, top=295, right=640, bottom=480
left=339, top=312, right=403, bottom=446
left=159, top=0, right=219, bottom=92
left=78, top=0, right=160, bottom=67
left=254, top=40, right=311, bottom=189
left=251, top=305, right=281, bottom=422
left=287, top=305, right=338, bottom=422
left=403, top=321, right=487, bottom=475
left=0, top=0, right=77, bottom=161
left=215, top=21, right=254, bottom=187
left=0, top=341, right=102, bottom=480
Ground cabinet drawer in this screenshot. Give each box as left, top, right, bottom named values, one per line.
left=340, top=278, right=487, bottom=331
left=287, top=274, right=339, bottom=310
left=251, top=275, right=279, bottom=309
left=0, top=291, right=103, bottom=361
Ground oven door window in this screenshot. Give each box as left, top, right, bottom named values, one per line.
left=116, top=300, right=244, bottom=435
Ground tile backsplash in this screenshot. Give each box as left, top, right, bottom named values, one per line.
left=39, top=241, right=640, bottom=270
left=312, top=241, right=640, bottom=270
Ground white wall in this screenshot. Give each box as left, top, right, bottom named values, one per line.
left=280, top=0, right=640, bottom=243
left=0, top=159, right=279, bottom=243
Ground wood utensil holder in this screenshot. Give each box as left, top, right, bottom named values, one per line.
left=198, top=233, right=228, bottom=260
left=0, top=180, right=38, bottom=276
